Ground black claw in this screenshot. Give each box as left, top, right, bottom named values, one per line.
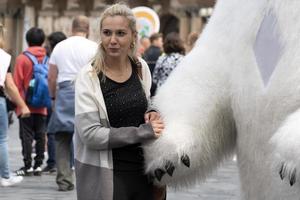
left=154, top=169, right=166, bottom=181
left=181, top=154, right=190, bottom=168
left=279, top=163, right=285, bottom=180
left=290, top=169, right=296, bottom=186
left=165, top=161, right=175, bottom=176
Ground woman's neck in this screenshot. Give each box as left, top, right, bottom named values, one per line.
left=105, top=56, right=128, bottom=71
left=104, top=56, right=132, bottom=83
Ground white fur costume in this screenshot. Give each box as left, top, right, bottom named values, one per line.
left=143, top=0, right=300, bottom=199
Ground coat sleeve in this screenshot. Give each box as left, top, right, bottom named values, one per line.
left=75, top=66, right=156, bottom=150
left=139, top=57, right=152, bottom=99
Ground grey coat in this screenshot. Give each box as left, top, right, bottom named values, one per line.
left=74, top=58, right=155, bottom=200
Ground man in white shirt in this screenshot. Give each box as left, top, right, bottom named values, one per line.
left=47, top=15, right=97, bottom=192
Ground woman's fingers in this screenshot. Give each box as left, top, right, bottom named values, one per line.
left=151, top=120, right=165, bottom=137
left=144, top=113, right=150, bottom=123
left=145, top=111, right=161, bottom=123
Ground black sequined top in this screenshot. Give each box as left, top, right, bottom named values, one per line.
left=99, top=63, right=148, bottom=171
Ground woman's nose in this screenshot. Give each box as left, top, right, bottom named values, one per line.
left=110, top=34, right=117, bottom=44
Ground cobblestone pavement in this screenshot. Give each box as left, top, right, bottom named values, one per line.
left=0, top=117, right=240, bottom=200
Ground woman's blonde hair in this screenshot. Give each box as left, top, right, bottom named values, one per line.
left=93, top=3, right=138, bottom=74
left=0, top=23, right=4, bottom=49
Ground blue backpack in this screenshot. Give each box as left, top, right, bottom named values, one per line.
left=24, top=51, right=51, bottom=108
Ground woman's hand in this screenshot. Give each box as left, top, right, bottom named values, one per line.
left=20, top=105, right=30, bottom=118
left=145, top=111, right=164, bottom=137
left=150, top=119, right=164, bottom=138
left=144, top=111, right=161, bottom=123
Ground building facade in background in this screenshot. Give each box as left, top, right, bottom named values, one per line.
left=0, top=0, right=214, bottom=61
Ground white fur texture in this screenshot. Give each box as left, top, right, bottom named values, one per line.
left=143, top=0, right=300, bottom=199
left=270, top=108, right=300, bottom=183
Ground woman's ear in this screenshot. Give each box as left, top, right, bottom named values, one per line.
left=130, top=31, right=138, bottom=49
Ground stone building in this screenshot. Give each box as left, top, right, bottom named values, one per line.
left=0, top=0, right=214, bottom=60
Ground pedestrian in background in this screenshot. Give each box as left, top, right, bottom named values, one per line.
left=45, top=31, right=67, bottom=57
left=186, top=31, right=199, bottom=53
left=74, top=3, right=164, bottom=200
left=47, top=16, right=97, bottom=191
left=152, top=32, right=185, bottom=91
left=13, top=27, right=48, bottom=177
left=143, top=33, right=163, bottom=73
left=0, top=23, right=30, bottom=187
left=43, top=31, right=67, bottom=174
left=143, top=33, right=163, bottom=96
left=137, top=36, right=150, bottom=57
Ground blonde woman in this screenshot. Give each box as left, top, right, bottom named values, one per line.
left=0, top=24, right=30, bottom=186
left=75, top=3, right=164, bottom=200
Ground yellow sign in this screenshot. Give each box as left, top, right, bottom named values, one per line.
left=132, top=6, right=160, bottom=38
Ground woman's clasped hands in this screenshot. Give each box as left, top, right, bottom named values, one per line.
left=144, top=111, right=164, bottom=138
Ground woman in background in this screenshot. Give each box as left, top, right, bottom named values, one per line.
left=152, top=32, right=185, bottom=91
left=0, top=23, right=30, bottom=187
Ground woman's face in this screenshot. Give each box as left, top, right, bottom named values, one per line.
left=100, top=15, right=135, bottom=59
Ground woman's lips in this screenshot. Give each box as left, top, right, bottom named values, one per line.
left=108, top=47, right=119, bottom=51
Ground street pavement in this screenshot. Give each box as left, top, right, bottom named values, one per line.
left=0, top=116, right=240, bottom=200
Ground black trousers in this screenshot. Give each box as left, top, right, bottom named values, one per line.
left=113, top=170, right=154, bottom=200
left=46, top=133, right=56, bottom=168
left=19, top=114, right=46, bottom=169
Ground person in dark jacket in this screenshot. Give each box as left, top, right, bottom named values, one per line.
left=143, top=33, right=163, bottom=74
left=143, top=33, right=163, bottom=96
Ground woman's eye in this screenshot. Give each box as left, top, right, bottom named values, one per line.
left=117, top=31, right=126, bottom=36
left=102, top=30, right=111, bottom=36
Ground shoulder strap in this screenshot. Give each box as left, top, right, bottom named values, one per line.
left=42, top=56, right=49, bottom=64
left=23, top=51, right=39, bottom=65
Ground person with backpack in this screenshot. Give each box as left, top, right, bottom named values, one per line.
left=13, top=27, right=48, bottom=176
